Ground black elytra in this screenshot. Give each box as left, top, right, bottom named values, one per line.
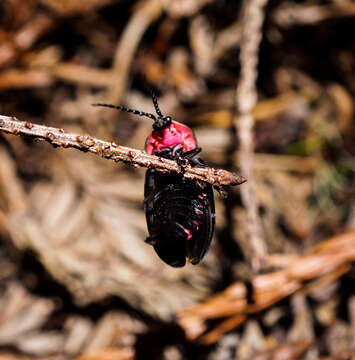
left=144, top=166, right=215, bottom=267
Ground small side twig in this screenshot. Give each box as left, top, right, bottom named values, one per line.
left=0, top=115, right=246, bottom=187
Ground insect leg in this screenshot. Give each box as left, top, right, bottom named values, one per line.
left=181, top=148, right=208, bottom=168
left=182, top=147, right=202, bottom=158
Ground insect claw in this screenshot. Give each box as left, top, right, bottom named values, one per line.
left=214, top=186, right=228, bottom=199
left=188, top=256, right=200, bottom=265
left=176, top=156, right=190, bottom=172
left=145, top=236, right=156, bottom=245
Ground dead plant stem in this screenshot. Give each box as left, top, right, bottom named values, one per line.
left=235, top=0, right=269, bottom=270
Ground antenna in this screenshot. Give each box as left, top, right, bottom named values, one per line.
left=92, top=93, right=172, bottom=130
left=92, top=103, right=156, bottom=121
left=150, top=91, right=163, bottom=117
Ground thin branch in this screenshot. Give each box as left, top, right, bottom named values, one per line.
left=0, top=115, right=246, bottom=187
left=107, top=0, right=164, bottom=106
left=234, top=0, right=268, bottom=271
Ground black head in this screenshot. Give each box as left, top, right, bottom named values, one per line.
left=92, top=92, right=172, bottom=131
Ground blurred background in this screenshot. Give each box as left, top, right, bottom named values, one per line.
left=0, top=0, right=354, bottom=359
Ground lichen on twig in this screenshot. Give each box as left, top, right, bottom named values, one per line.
left=0, top=115, right=246, bottom=187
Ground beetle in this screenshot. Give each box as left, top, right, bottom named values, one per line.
left=93, top=93, right=215, bottom=267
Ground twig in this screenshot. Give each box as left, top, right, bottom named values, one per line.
left=50, top=63, right=114, bottom=88
left=234, top=0, right=268, bottom=271
left=179, top=231, right=355, bottom=343
left=0, top=14, right=54, bottom=67
left=0, top=69, right=53, bottom=90
left=0, top=115, right=246, bottom=187
left=273, top=2, right=355, bottom=27
left=106, top=0, right=164, bottom=106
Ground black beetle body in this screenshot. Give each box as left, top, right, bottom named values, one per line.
left=93, top=92, right=216, bottom=267
left=144, top=168, right=215, bottom=267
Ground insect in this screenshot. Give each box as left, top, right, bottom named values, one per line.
left=93, top=93, right=215, bottom=267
